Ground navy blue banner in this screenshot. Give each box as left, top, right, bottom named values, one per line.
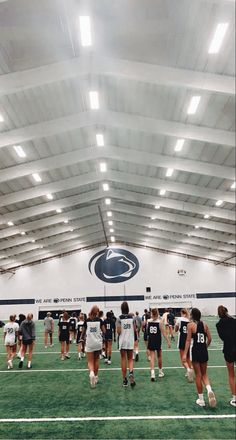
left=0, top=299, right=35, bottom=305
left=86, top=295, right=144, bottom=302
left=196, top=292, right=236, bottom=299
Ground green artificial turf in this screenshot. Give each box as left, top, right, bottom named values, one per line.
left=0, top=317, right=235, bottom=439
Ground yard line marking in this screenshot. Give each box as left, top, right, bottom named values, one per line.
left=0, top=365, right=226, bottom=373
left=0, top=348, right=222, bottom=355
left=0, top=415, right=235, bottom=423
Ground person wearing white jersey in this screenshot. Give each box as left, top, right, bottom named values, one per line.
left=80, top=305, right=105, bottom=388
left=116, top=301, right=136, bottom=388
left=175, top=308, right=194, bottom=382
left=4, top=315, right=19, bottom=369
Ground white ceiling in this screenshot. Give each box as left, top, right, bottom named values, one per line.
left=0, top=0, right=235, bottom=271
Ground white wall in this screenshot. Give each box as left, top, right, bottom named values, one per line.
left=0, top=245, right=235, bottom=319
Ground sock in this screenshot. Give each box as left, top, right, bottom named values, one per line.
left=78, top=353, right=81, bottom=358
left=232, top=395, right=236, bottom=401
left=206, top=385, right=212, bottom=393
left=136, top=351, right=138, bottom=354
left=108, top=356, right=111, bottom=360
left=20, top=356, right=24, bottom=362
left=198, top=393, right=204, bottom=401
left=129, top=370, right=133, bottom=375
left=159, top=368, right=163, bottom=372
left=27, top=361, right=31, bottom=367
left=187, top=367, right=191, bottom=372
left=151, top=369, right=155, bottom=375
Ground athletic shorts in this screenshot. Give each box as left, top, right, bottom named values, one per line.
left=59, top=336, right=69, bottom=343
left=22, top=339, right=34, bottom=346
left=148, top=344, right=162, bottom=352
left=5, top=341, right=17, bottom=347
left=45, top=330, right=52, bottom=334
left=224, top=350, right=236, bottom=363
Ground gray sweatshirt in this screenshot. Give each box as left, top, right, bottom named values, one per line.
left=19, top=319, right=36, bottom=341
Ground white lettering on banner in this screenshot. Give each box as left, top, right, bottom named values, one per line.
left=35, top=297, right=86, bottom=304
left=145, top=293, right=196, bottom=301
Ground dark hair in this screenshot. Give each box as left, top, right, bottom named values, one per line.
left=218, top=305, right=228, bottom=318
left=191, top=308, right=201, bottom=321
left=121, top=301, right=129, bottom=315
left=106, top=311, right=112, bottom=319
left=90, top=306, right=99, bottom=320
left=63, top=311, right=69, bottom=321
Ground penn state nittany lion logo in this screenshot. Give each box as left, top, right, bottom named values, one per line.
left=88, top=248, right=139, bottom=283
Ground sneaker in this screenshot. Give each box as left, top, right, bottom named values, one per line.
left=89, top=371, right=96, bottom=388
left=7, top=365, right=11, bottom=370
left=9, top=360, right=13, bottom=369
left=45, top=346, right=48, bottom=349
left=65, top=354, right=71, bottom=359
left=187, top=369, right=194, bottom=383
left=129, top=372, right=136, bottom=388
left=135, top=353, right=139, bottom=362
left=196, top=399, right=205, bottom=407
left=158, top=370, right=165, bottom=378
left=61, top=356, right=65, bottom=361
left=123, top=377, right=128, bottom=387
left=151, top=371, right=156, bottom=382
left=18, top=360, right=23, bottom=369
left=208, top=391, right=216, bottom=408
left=107, top=360, right=111, bottom=365
left=27, top=365, right=32, bottom=369
left=95, top=376, right=99, bottom=384
left=104, top=358, right=108, bottom=364
left=230, top=399, right=236, bottom=407
left=17, top=353, right=21, bottom=359
left=50, top=344, right=54, bottom=347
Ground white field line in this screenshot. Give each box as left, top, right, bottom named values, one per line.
left=0, top=348, right=223, bottom=355
left=0, top=414, right=235, bottom=423
left=0, top=365, right=226, bottom=373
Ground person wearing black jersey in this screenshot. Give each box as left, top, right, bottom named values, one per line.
left=183, top=308, right=216, bottom=408
left=69, top=312, right=77, bottom=344
left=175, top=308, right=194, bottom=382
left=76, top=313, right=85, bottom=360
left=104, top=311, right=115, bottom=364
left=58, top=311, right=71, bottom=360
left=216, top=305, right=236, bottom=407
left=147, top=308, right=170, bottom=381
left=16, top=313, right=26, bottom=359
left=167, top=308, right=175, bottom=341
left=142, top=311, right=151, bottom=361
left=80, top=305, right=105, bottom=388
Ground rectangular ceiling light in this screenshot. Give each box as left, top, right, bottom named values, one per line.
left=107, top=211, right=112, bottom=217
left=159, top=189, right=166, bottom=196
left=110, top=236, right=115, bottom=242
left=204, top=214, right=210, bottom=219
left=230, top=181, right=236, bottom=189
left=175, top=139, right=185, bottom=152
left=7, top=221, right=14, bottom=226
left=102, top=183, right=109, bottom=191
left=0, top=113, right=4, bottom=122
left=100, top=162, right=107, bottom=172
left=215, top=200, right=223, bottom=206
left=56, top=208, right=62, bottom=213
left=89, top=91, right=99, bottom=109
left=79, top=16, right=92, bottom=46
left=108, top=220, right=113, bottom=226
left=187, top=96, right=201, bottom=114
left=32, top=173, right=41, bottom=182
left=14, top=145, right=26, bottom=158
left=166, top=168, right=174, bottom=177
left=208, top=23, right=229, bottom=54
left=46, top=194, right=53, bottom=200
left=105, top=198, right=111, bottom=205
left=109, top=228, right=114, bottom=233
left=96, top=134, right=104, bottom=147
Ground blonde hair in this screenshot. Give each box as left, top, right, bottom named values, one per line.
left=151, top=308, right=159, bottom=318
left=181, top=308, right=190, bottom=319
left=90, top=305, right=99, bottom=320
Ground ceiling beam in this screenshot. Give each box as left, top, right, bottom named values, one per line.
left=0, top=167, right=234, bottom=208
left=112, top=203, right=235, bottom=235
left=0, top=110, right=234, bottom=149
left=0, top=145, right=234, bottom=184
left=0, top=55, right=234, bottom=97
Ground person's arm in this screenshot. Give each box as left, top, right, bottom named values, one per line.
left=3, top=326, right=6, bottom=343
left=32, top=322, right=36, bottom=341
left=183, top=323, right=193, bottom=362
left=160, top=321, right=171, bottom=348
left=51, top=319, right=54, bottom=333
left=216, top=321, right=224, bottom=342
left=205, top=323, right=212, bottom=347
left=174, top=318, right=180, bottom=333
left=116, top=318, right=121, bottom=336
left=80, top=322, right=87, bottom=342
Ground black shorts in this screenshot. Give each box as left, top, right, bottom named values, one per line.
left=59, top=336, right=69, bottom=343
left=143, top=332, right=148, bottom=342
left=191, top=348, right=208, bottom=363
left=224, top=350, right=236, bottom=363
left=22, top=339, right=34, bottom=346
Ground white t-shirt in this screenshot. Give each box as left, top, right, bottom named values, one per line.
left=4, top=322, right=19, bottom=346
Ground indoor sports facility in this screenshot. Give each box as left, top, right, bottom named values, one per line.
left=0, top=1, right=235, bottom=439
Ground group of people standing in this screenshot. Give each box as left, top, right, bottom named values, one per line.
left=2, top=303, right=235, bottom=408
